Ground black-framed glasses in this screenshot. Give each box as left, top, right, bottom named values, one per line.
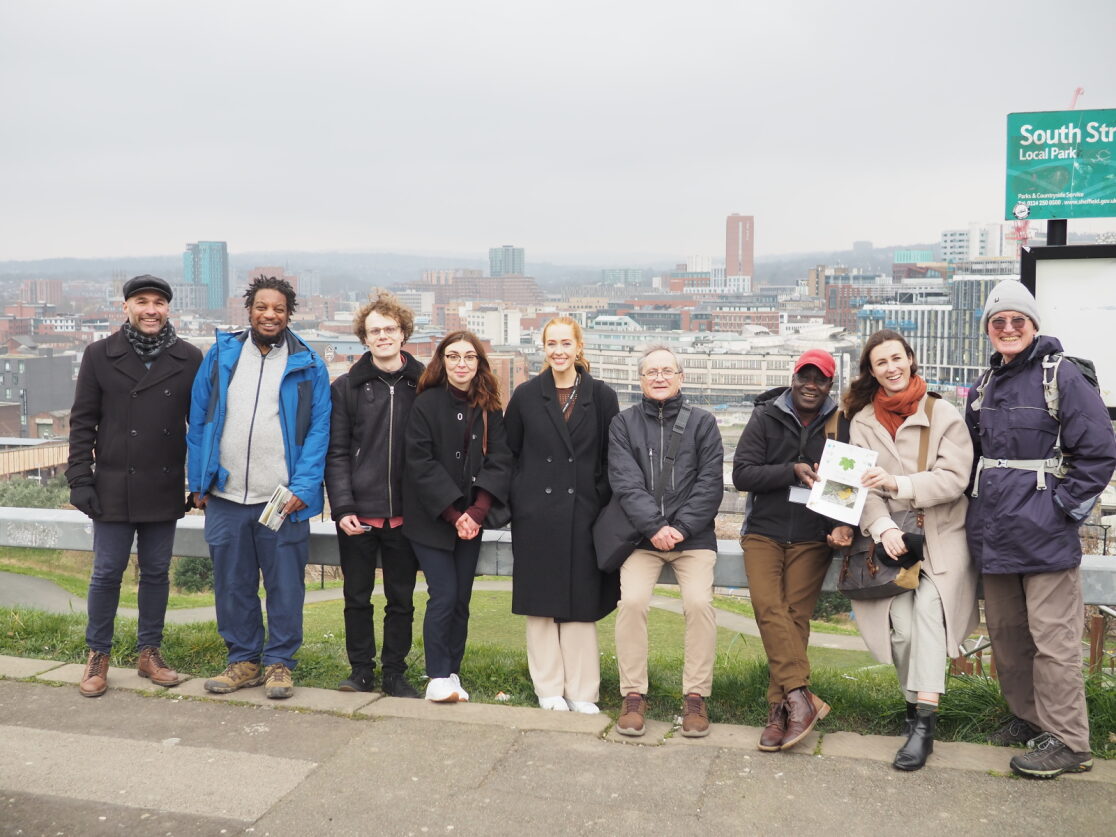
left=445, top=352, right=479, bottom=366
left=989, top=316, right=1029, bottom=332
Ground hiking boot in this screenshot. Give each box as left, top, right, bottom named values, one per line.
left=987, top=716, right=1041, bottom=747
left=681, top=693, right=710, bottom=738
left=137, top=647, right=181, bottom=687
left=780, top=687, right=829, bottom=750
left=758, top=701, right=788, bottom=752
left=382, top=672, right=421, bottom=699
left=617, top=693, right=648, bottom=737
left=79, top=650, right=110, bottom=698
left=204, top=661, right=264, bottom=694
left=338, top=666, right=376, bottom=693
left=265, top=663, right=294, bottom=699
left=1009, top=732, right=1093, bottom=779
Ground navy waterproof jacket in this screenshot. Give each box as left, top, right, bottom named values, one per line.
left=964, top=334, right=1116, bottom=575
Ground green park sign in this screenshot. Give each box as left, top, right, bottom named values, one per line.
left=1005, top=108, right=1116, bottom=221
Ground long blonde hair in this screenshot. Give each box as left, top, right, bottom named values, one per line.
left=541, top=316, right=590, bottom=372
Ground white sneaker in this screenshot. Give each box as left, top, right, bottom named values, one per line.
left=538, top=695, right=570, bottom=711
left=425, top=677, right=463, bottom=703
left=566, top=700, right=601, bottom=715
left=449, top=673, right=470, bottom=702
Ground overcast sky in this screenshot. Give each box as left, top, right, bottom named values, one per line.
left=2, top=0, right=1114, bottom=264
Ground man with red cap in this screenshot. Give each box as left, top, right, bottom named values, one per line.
left=732, top=348, right=853, bottom=751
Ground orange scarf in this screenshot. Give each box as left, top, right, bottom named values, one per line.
left=872, top=375, right=928, bottom=439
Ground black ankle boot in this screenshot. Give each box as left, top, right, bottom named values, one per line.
left=894, top=706, right=937, bottom=771
left=903, top=702, right=917, bottom=736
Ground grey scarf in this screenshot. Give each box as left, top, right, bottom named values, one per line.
left=122, top=320, right=178, bottom=362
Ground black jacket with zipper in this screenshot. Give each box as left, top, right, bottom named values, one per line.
left=732, top=385, right=847, bottom=543
left=325, top=351, right=424, bottom=521
left=607, top=393, right=724, bottom=552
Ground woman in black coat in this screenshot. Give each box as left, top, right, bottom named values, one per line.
left=505, top=317, right=620, bottom=714
left=402, top=331, right=512, bottom=703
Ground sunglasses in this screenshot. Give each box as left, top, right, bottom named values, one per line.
left=989, top=316, right=1029, bottom=332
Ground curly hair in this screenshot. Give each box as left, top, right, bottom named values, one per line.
left=352, top=291, right=415, bottom=344
left=541, top=316, right=591, bottom=373
left=244, top=275, right=298, bottom=313
left=418, top=331, right=503, bottom=413
left=842, top=329, right=919, bottom=418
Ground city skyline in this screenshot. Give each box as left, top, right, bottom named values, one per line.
left=2, top=1, right=1115, bottom=262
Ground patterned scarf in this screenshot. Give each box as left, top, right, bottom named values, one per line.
left=122, top=320, right=178, bottom=362
left=872, top=374, right=927, bottom=439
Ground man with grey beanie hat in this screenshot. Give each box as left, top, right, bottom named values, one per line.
left=965, top=278, right=1116, bottom=779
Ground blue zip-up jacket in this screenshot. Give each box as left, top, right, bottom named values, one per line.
left=187, top=329, right=332, bottom=522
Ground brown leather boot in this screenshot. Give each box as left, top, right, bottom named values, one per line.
left=137, top=646, right=182, bottom=687
left=79, top=650, right=110, bottom=697
left=758, top=701, right=788, bottom=752
left=780, top=687, right=830, bottom=750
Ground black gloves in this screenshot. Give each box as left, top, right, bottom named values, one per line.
left=69, top=486, right=102, bottom=519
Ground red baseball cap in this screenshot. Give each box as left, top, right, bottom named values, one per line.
left=793, top=349, right=835, bottom=379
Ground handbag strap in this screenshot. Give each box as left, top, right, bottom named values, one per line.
left=655, top=403, right=693, bottom=505
left=915, top=394, right=938, bottom=472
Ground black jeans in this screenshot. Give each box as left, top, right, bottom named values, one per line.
left=337, top=523, right=419, bottom=675
left=411, top=538, right=482, bottom=678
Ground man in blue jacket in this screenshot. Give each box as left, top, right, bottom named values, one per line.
left=966, top=279, right=1116, bottom=778
left=188, top=275, right=331, bottom=699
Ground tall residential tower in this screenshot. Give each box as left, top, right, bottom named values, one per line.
left=183, top=241, right=229, bottom=312
left=725, top=214, right=754, bottom=294
left=489, top=245, right=525, bottom=278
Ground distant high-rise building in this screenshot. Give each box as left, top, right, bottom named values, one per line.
left=489, top=245, right=525, bottom=278
left=20, top=279, right=63, bottom=307
left=940, top=224, right=1007, bottom=263
left=725, top=214, right=754, bottom=293
left=183, top=241, right=229, bottom=311
left=601, top=268, right=644, bottom=286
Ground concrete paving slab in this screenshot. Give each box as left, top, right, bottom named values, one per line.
left=2, top=790, right=247, bottom=837
left=698, top=747, right=1116, bottom=836
left=0, top=653, right=65, bottom=678
left=0, top=723, right=317, bottom=822
left=662, top=721, right=763, bottom=750
left=171, top=676, right=383, bottom=714
left=359, top=694, right=613, bottom=734
left=603, top=717, right=673, bottom=744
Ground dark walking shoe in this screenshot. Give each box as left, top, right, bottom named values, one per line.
left=79, top=650, right=110, bottom=698
left=137, top=647, right=181, bottom=687
left=382, top=672, right=421, bottom=699
left=265, top=663, right=294, bottom=699
left=780, top=687, right=829, bottom=750
left=338, top=666, right=376, bottom=693
left=758, top=701, right=788, bottom=752
left=617, top=693, right=648, bottom=737
left=1010, top=733, right=1093, bottom=779
left=894, top=706, right=937, bottom=771
left=681, top=693, right=710, bottom=738
left=987, top=716, right=1041, bottom=747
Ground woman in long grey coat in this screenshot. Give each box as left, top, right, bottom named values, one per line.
left=505, top=317, right=620, bottom=714
left=844, top=329, right=978, bottom=771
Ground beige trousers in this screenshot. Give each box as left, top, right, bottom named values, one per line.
left=983, top=567, right=1090, bottom=753
left=525, top=616, right=601, bottom=702
left=888, top=571, right=947, bottom=702
left=615, top=548, right=717, bottom=697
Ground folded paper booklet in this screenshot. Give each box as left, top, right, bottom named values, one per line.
left=805, top=439, right=878, bottom=527
left=258, top=485, right=294, bottom=531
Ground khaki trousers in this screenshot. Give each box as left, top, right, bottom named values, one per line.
left=889, top=572, right=947, bottom=702
left=615, top=548, right=717, bottom=697
left=525, top=617, right=600, bottom=702
left=983, top=568, right=1091, bottom=754
left=741, top=534, right=831, bottom=704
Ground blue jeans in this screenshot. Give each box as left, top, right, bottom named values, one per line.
left=204, top=496, right=309, bottom=668
left=412, top=538, right=481, bottom=678
left=86, top=520, right=177, bottom=654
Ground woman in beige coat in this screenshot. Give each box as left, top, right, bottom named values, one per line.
left=844, top=329, right=978, bottom=772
